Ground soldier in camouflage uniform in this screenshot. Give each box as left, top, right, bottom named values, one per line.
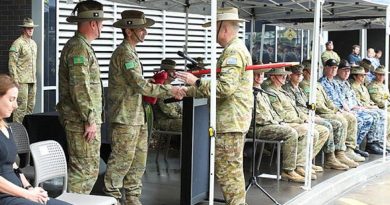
left=299, top=60, right=311, bottom=96
left=283, top=65, right=351, bottom=170
left=367, top=66, right=390, bottom=147
left=104, top=11, right=185, bottom=205
left=56, top=1, right=110, bottom=194
left=154, top=59, right=182, bottom=132
left=350, top=66, right=388, bottom=153
left=9, top=18, right=38, bottom=123
left=176, top=7, right=252, bottom=205
left=264, top=67, right=330, bottom=180
left=250, top=68, right=306, bottom=183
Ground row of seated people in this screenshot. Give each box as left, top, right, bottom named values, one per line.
left=251, top=58, right=389, bottom=183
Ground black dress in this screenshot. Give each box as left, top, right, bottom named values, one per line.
left=0, top=128, right=72, bottom=205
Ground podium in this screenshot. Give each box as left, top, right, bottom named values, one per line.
left=180, top=97, right=210, bottom=205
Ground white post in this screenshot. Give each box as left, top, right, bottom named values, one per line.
left=260, top=24, right=266, bottom=62
left=250, top=16, right=255, bottom=59
left=32, top=0, right=44, bottom=112
left=184, top=8, right=189, bottom=69
left=208, top=0, right=217, bottom=203
left=302, top=0, right=323, bottom=190
left=383, top=5, right=390, bottom=162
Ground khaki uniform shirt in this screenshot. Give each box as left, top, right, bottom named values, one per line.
left=187, top=37, right=253, bottom=133
left=367, top=81, right=389, bottom=109
left=265, top=84, right=307, bottom=123
left=108, top=40, right=171, bottom=125
left=316, top=83, right=339, bottom=114
left=321, top=50, right=340, bottom=65
left=299, top=79, right=310, bottom=97
left=155, top=99, right=182, bottom=120
left=57, top=32, right=103, bottom=124
left=283, top=82, right=309, bottom=114
left=9, top=35, right=37, bottom=83
left=351, top=81, right=376, bottom=107
left=254, top=88, right=282, bottom=126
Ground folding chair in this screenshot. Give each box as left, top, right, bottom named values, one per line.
left=30, top=140, right=116, bottom=205
left=9, top=122, right=35, bottom=181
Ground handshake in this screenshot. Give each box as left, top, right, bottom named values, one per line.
left=170, top=71, right=200, bottom=100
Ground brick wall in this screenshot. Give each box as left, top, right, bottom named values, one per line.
left=0, top=0, right=31, bottom=74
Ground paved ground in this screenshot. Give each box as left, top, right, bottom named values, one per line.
left=329, top=169, right=390, bottom=205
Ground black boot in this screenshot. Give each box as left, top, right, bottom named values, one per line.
left=366, top=143, right=384, bottom=155
left=354, top=147, right=369, bottom=157
left=374, top=141, right=390, bottom=152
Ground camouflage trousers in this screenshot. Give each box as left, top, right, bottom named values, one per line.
left=353, top=110, right=374, bottom=145
left=287, top=123, right=328, bottom=162
left=339, top=112, right=358, bottom=149
left=13, top=83, right=36, bottom=123
left=155, top=118, right=182, bottom=132
left=364, top=108, right=386, bottom=144
left=215, top=132, right=246, bottom=205
left=285, top=123, right=309, bottom=167
left=251, top=124, right=304, bottom=171
left=104, top=123, right=148, bottom=203
left=316, top=115, right=347, bottom=152
left=64, top=121, right=101, bottom=194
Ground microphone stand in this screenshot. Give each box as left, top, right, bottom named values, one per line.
left=245, top=87, right=280, bottom=205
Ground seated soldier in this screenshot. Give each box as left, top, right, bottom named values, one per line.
left=283, top=65, right=352, bottom=169
left=367, top=66, right=390, bottom=147
left=154, top=59, right=182, bottom=132
left=333, top=60, right=384, bottom=155
left=250, top=68, right=306, bottom=183
left=350, top=66, right=388, bottom=153
left=264, top=67, right=330, bottom=179
left=299, top=60, right=311, bottom=96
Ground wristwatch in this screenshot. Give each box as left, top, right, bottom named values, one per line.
left=195, top=79, right=202, bottom=87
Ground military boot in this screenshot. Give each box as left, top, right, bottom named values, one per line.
left=127, top=196, right=142, bottom=205
left=295, top=166, right=317, bottom=180
left=324, top=152, right=349, bottom=170
left=336, top=150, right=359, bottom=168
left=281, top=170, right=305, bottom=183
left=345, top=148, right=365, bottom=162
left=312, top=164, right=324, bottom=172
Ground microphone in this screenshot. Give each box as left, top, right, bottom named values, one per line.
left=253, top=87, right=276, bottom=97
left=177, top=51, right=198, bottom=66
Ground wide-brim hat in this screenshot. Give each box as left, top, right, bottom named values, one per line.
left=338, top=59, right=351, bottom=70
left=202, top=7, right=246, bottom=27
left=373, top=66, right=385, bottom=74
left=160, top=59, right=176, bottom=70
left=350, top=66, right=367, bottom=75
left=67, top=10, right=111, bottom=22
left=18, top=18, right=38, bottom=27
left=359, top=59, right=375, bottom=72
left=113, top=10, right=154, bottom=29
left=290, top=65, right=304, bottom=74
left=266, top=67, right=292, bottom=75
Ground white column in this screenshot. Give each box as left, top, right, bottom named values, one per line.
left=32, top=0, right=44, bottom=112
left=360, top=29, right=367, bottom=58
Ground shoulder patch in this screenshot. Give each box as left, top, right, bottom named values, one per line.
left=268, top=95, right=277, bottom=103
left=73, top=56, right=85, bottom=65
left=9, top=46, right=17, bottom=52
left=304, top=87, right=310, bottom=93
left=125, top=61, right=136, bottom=70
left=368, top=88, right=377, bottom=93
left=226, top=57, right=237, bottom=65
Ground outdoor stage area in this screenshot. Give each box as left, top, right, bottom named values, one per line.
left=87, top=145, right=389, bottom=205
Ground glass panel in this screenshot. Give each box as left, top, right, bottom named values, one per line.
left=276, top=27, right=302, bottom=62
left=44, top=90, right=56, bottom=112
left=245, top=25, right=276, bottom=64
left=44, top=0, right=57, bottom=86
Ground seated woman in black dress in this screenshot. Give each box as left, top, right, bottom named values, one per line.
left=0, top=74, right=71, bottom=205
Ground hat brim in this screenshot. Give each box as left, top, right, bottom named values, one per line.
left=267, top=71, right=292, bottom=75
left=113, top=18, right=155, bottom=28
left=351, top=72, right=367, bottom=75
left=338, top=66, right=351, bottom=70
left=67, top=16, right=112, bottom=23
left=18, top=25, right=39, bottom=27
left=374, top=71, right=385, bottom=74
left=202, top=19, right=246, bottom=28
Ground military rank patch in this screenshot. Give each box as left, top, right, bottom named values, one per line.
left=368, top=88, right=377, bottom=93
left=73, top=56, right=85, bottom=64
left=226, top=57, right=237, bottom=65
left=268, top=95, right=277, bottom=103
left=9, top=47, right=17, bottom=52
left=125, top=61, right=136, bottom=70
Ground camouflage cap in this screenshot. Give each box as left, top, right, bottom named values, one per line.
left=290, top=65, right=304, bottom=74
left=18, top=18, right=38, bottom=27
left=359, top=59, right=375, bottom=72
left=373, top=65, right=385, bottom=74
left=160, top=59, right=176, bottom=70
left=266, top=67, right=291, bottom=75
left=113, top=10, right=155, bottom=29
left=202, top=7, right=246, bottom=27
left=67, top=0, right=111, bottom=23
left=350, top=66, right=367, bottom=75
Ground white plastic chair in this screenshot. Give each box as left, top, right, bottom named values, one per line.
left=30, top=140, right=116, bottom=205
left=9, top=122, right=35, bottom=180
